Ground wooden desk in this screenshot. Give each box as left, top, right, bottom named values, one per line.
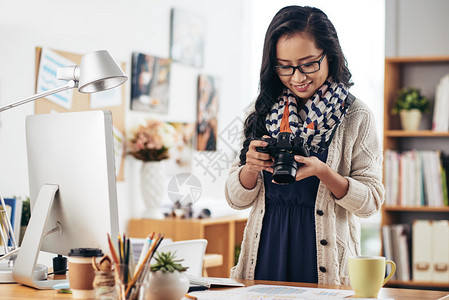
left=3, top=280, right=449, bottom=299
left=128, top=216, right=247, bottom=277
left=1, top=283, right=72, bottom=299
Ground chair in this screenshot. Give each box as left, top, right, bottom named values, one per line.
left=153, top=239, right=207, bottom=277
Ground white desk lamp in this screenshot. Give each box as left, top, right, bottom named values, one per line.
left=0, top=50, right=127, bottom=112
left=0, top=49, right=127, bottom=282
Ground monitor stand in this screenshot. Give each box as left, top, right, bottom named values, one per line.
left=0, top=262, right=47, bottom=283
left=12, top=184, right=68, bottom=289
left=0, top=262, right=15, bottom=283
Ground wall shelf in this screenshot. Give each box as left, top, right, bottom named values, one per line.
left=382, top=56, right=449, bottom=290
left=385, top=130, right=449, bottom=138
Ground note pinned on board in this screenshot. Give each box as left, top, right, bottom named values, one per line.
left=36, top=47, right=75, bottom=109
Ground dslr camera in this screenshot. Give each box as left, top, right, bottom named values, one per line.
left=256, top=132, right=309, bottom=184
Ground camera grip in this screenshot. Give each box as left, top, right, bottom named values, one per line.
left=255, top=137, right=276, bottom=154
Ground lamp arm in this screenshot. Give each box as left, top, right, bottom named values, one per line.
left=0, top=80, right=77, bottom=113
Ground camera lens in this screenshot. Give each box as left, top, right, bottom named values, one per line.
left=272, top=152, right=298, bottom=184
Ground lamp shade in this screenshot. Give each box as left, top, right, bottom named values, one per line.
left=78, top=50, right=127, bottom=93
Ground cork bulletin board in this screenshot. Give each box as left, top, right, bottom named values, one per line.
left=34, top=47, right=127, bottom=181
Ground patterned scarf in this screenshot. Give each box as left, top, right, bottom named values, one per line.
left=265, top=78, right=350, bottom=153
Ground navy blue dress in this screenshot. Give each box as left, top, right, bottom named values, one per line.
left=254, top=150, right=328, bottom=283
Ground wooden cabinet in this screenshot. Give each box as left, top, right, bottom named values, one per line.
left=128, top=216, right=247, bottom=277
left=382, top=56, right=449, bottom=289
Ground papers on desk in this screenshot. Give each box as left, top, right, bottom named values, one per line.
left=186, top=274, right=245, bottom=288
left=186, top=284, right=355, bottom=299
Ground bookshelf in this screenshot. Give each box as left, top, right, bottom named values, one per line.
left=382, top=56, right=449, bottom=289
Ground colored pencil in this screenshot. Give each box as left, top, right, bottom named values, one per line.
left=107, top=233, right=120, bottom=265
left=125, top=233, right=164, bottom=297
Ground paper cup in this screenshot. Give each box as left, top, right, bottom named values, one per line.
left=68, top=248, right=103, bottom=299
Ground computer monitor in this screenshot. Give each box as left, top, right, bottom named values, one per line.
left=12, top=110, right=119, bottom=289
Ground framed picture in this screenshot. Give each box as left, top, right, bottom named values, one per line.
left=170, top=8, right=205, bottom=68
left=196, top=75, right=220, bottom=151
left=166, top=122, right=195, bottom=176
left=130, top=52, right=171, bottom=113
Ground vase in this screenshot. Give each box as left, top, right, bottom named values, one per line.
left=145, top=271, right=189, bottom=300
left=140, top=161, right=166, bottom=219
left=399, top=109, right=422, bottom=131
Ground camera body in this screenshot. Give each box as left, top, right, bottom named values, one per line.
left=256, top=132, right=310, bottom=184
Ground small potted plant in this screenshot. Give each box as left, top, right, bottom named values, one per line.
left=391, top=87, right=430, bottom=131
left=146, top=251, right=190, bottom=300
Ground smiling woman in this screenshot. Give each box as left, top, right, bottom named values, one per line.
left=248, top=0, right=385, bottom=257
left=226, top=4, right=384, bottom=286
left=249, top=0, right=385, bottom=137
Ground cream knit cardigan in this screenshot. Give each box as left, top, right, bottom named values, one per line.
left=225, top=98, right=385, bottom=285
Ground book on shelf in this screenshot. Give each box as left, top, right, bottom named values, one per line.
left=412, top=220, right=433, bottom=281
left=384, top=149, right=448, bottom=207
left=382, top=223, right=411, bottom=281
left=432, top=220, right=449, bottom=283
left=442, top=155, right=449, bottom=206
left=385, top=150, right=400, bottom=206
left=412, top=219, right=449, bottom=283
left=382, top=225, right=395, bottom=279
left=432, top=74, right=449, bottom=132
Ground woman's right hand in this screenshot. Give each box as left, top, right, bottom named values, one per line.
left=245, top=137, right=274, bottom=173
left=240, top=136, right=274, bottom=189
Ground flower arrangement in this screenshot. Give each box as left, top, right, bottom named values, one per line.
left=128, top=119, right=176, bottom=161
left=391, top=87, right=430, bottom=114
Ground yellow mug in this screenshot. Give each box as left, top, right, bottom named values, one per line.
left=348, top=256, right=396, bottom=298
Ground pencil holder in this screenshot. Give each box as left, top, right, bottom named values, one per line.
left=114, top=263, right=150, bottom=300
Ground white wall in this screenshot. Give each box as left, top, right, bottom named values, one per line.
left=386, top=0, right=449, bottom=57
left=0, top=0, right=250, bottom=232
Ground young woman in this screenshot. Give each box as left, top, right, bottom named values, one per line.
left=225, top=6, right=384, bottom=285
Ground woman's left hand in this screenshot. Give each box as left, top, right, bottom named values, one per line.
left=294, top=155, right=349, bottom=199
left=293, top=155, right=326, bottom=181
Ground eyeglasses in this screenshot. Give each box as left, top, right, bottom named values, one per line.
left=275, top=52, right=326, bottom=76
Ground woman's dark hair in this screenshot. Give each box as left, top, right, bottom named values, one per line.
left=239, top=5, right=353, bottom=165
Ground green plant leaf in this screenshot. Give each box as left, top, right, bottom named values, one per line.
left=150, top=251, right=188, bottom=273
left=391, top=87, right=430, bottom=114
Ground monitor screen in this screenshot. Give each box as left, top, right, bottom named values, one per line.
left=13, top=110, right=119, bottom=289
